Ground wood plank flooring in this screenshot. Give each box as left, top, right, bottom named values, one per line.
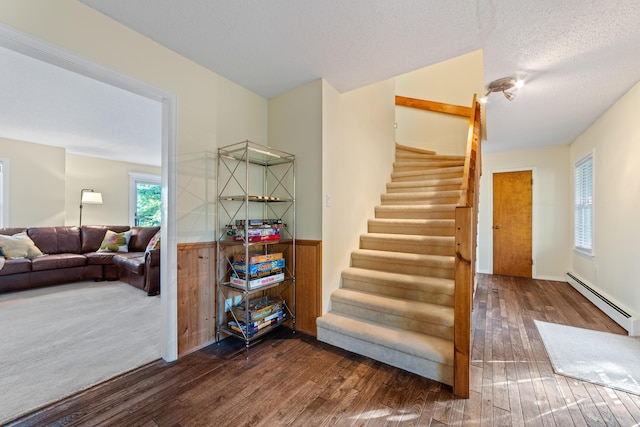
left=9, top=274, right=640, bottom=426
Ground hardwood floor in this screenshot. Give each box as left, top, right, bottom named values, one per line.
left=10, top=274, right=640, bottom=426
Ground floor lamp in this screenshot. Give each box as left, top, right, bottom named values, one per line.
left=79, top=188, right=103, bottom=226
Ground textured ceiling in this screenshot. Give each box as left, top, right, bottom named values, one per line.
left=3, top=1, right=640, bottom=164
left=79, top=0, right=640, bottom=153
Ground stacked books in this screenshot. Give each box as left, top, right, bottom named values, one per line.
left=230, top=251, right=285, bottom=290
left=225, top=219, right=283, bottom=242
left=228, top=296, right=286, bottom=337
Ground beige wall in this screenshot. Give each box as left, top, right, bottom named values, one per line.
left=268, top=79, right=323, bottom=240
left=0, top=0, right=269, bottom=360
left=0, top=137, right=161, bottom=227
left=395, top=50, right=484, bottom=155
left=477, top=145, right=572, bottom=280
left=0, top=0, right=268, bottom=243
left=321, top=79, right=397, bottom=312
left=0, top=137, right=66, bottom=226
left=65, top=153, right=160, bottom=226
left=569, top=80, right=640, bottom=318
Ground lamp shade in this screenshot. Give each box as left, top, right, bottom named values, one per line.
left=81, top=190, right=103, bottom=204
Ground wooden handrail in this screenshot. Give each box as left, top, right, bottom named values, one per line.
left=395, top=94, right=482, bottom=398
left=395, top=95, right=473, bottom=118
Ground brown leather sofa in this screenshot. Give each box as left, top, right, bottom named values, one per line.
left=0, top=225, right=160, bottom=295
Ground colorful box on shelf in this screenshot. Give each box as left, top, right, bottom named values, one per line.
left=234, top=252, right=283, bottom=264
left=231, top=296, right=284, bottom=324
left=232, top=258, right=285, bottom=279
left=227, top=226, right=280, bottom=242
left=235, top=219, right=283, bottom=227
left=230, top=272, right=285, bottom=290
left=228, top=312, right=285, bottom=337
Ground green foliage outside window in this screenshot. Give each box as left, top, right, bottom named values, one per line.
left=136, top=183, right=161, bottom=226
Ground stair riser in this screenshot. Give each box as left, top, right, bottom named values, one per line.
left=367, top=223, right=454, bottom=236
left=341, top=276, right=454, bottom=306
left=387, top=177, right=462, bottom=188
left=391, top=170, right=463, bottom=182
left=395, top=152, right=444, bottom=160
left=351, top=257, right=454, bottom=279
left=360, top=237, right=454, bottom=256
left=331, top=300, right=453, bottom=340
left=380, top=197, right=459, bottom=206
left=393, top=163, right=464, bottom=173
left=386, top=184, right=462, bottom=193
left=374, top=207, right=455, bottom=220
left=316, top=326, right=453, bottom=386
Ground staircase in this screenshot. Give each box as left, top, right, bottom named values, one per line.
left=316, top=143, right=465, bottom=386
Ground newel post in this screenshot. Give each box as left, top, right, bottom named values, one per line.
left=453, top=206, right=472, bottom=397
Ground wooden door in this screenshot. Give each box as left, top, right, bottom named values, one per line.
left=493, top=170, right=532, bottom=277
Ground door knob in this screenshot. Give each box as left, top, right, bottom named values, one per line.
left=492, top=225, right=500, bottom=229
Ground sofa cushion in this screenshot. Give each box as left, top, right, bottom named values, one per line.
left=85, top=251, right=119, bottom=265
left=130, top=226, right=161, bottom=252
left=31, top=253, right=87, bottom=271
left=81, top=226, right=130, bottom=253
left=28, top=227, right=81, bottom=255
left=0, top=232, right=44, bottom=259
left=98, top=230, right=132, bottom=253
left=0, top=228, right=27, bottom=236
left=0, top=258, right=32, bottom=276
left=113, top=253, right=145, bottom=275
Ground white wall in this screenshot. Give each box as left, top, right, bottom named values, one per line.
left=395, top=50, right=484, bottom=155
left=477, top=145, right=571, bottom=280
left=0, top=137, right=65, bottom=226
left=65, top=153, right=160, bottom=226
left=569, top=81, right=640, bottom=318
left=321, top=79, right=396, bottom=312
left=268, top=79, right=323, bottom=240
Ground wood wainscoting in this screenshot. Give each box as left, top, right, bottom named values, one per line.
left=291, top=239, right=322, bottom=336
left=177, top=240, right=322, bottom=356
left=177, top=242, right=216, bottom=356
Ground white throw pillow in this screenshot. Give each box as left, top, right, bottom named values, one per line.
left=0, top=232, right=44, bottom=259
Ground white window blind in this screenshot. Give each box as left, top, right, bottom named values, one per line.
left=574, top=154, right=593, bottom=254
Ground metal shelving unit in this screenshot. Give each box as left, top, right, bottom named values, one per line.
left=216, top=140, right=295, bottom=356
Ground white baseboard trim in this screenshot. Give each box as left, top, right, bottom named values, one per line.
left=566, top=272, right=640, bottom=336
left=533, top=275, right=567, bottom=282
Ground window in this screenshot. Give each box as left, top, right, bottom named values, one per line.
left=574, top=153, right=593, bottom=255
left=130, top=173, right=161, bottom=227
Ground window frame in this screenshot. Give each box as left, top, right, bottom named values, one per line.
left=574, top=151, right=594, bottom=257
left=129, top=172, right=161, bottom=227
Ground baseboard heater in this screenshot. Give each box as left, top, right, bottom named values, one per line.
left=566, top=272, right=640, bottom=336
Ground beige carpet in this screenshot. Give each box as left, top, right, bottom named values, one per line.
left=536, top=320, right=640, bottom=395
left=0, top=281, right=160, bottom=425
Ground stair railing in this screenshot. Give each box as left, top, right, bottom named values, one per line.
left=454, top=95, right=481, bottom=398
left=395, top=94, right=482, bottom=398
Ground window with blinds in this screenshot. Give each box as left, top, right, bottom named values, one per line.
left=574, top=153, right=593, bottom=255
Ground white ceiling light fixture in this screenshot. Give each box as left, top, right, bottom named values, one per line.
left=484, top=76, right=524, bottom=102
